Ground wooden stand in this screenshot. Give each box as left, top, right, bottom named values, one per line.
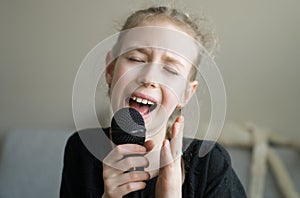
left=218, top=122, right=300, bottom=198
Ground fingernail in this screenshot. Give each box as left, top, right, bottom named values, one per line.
left=180, top=115, right=184, bottom=123
left=163, top=139, right=167, bottom=147
left=176, top=123, right=180, bottom=131
left=163, top=139, right=169, bottom=147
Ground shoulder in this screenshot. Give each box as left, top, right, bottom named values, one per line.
left=63, top=130, right=91, bottom=163
left=183, top=138, right=234, bottom=180
left=182, top=138, right=247, bottom=197
left=182, top=138, right=231, bottom=177
left=64, top=128, right=111, bottom=161
left=64, top=129, right=92, bottom=154
left=183, top=138, right=231, bottom=166
left=66, top=127, right=110, bottom=146
left=65, top=130, right=81, bottom=148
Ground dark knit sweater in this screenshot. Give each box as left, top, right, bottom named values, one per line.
left=60, top=128, right=247, bottom=198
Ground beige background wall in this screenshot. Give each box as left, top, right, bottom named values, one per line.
left=1, top=0, right=299, bottom=138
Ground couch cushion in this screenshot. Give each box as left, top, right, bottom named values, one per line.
left=0, top=128, right=73, bottom=198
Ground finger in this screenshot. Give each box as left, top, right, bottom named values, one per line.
left=170, top=115, right=184, bottom=139
left=103, top=155, right=149, bottom=180
left=103, top=163, right=124, bottom=179
left=104, top=144, right=147, bottom=164
left=160, top=139, right=173, bottom=167
left=117, top=181, right=147, bottom=197
left=107, top=171, right=150, bottom=188
left=170, top=116, right=184, bottom=159
left=113, top=156, right=149, bottom=172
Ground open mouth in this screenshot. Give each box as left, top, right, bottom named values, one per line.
left=127, top=95, right=157, bottom=116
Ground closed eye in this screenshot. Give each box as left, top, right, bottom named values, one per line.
left=163, top=66, right=178, bottom=75
left=128, top=57, right=145, bottom=63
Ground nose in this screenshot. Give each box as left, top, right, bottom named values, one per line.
left=141, top=81, right=159, bottom=88
left=136, top=63, right=159, bottom=88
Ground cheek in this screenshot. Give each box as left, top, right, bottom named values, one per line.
left=161, top=87, right=181, bottom=110
left=110, top=64, right=128, bottom=88
left=108, top=66, right=129, bottom=105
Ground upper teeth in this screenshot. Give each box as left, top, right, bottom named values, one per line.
left=131, top=96, right=155, bottom=105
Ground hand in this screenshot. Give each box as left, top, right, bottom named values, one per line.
left=102, top=144, right=150, bottom=198
left=155, top=116, right=184, bottom=198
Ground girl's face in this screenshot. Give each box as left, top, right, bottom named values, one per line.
left=106, top=21, right=198, bottom=137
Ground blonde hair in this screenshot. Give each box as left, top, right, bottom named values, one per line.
left=121, top=6, right=217, bottom=51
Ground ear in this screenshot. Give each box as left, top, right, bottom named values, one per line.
left=177, top=80, right=198, bottom=109
left=105, top=51, right=115, bottom=86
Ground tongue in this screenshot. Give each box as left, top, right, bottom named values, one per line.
left=129, top=101, right=150, bottom=115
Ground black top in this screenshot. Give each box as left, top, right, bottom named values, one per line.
left=60, top=128, right=247, bottom=198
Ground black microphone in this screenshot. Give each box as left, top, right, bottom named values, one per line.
left=111, top=107, right=146, bottom=198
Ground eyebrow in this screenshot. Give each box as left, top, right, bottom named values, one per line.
left=125, top=48, right=151, bottom=58
left=135, top=48, right=152, bottom=55
left=163, top=52, right=187, bottom=68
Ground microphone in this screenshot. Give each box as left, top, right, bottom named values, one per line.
left=111, top=107, right=146, bottom=146
left=111, top=107, right=146, bottom=198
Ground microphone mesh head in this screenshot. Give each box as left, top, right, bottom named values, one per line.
left=111, top=108, right=146, bottom=145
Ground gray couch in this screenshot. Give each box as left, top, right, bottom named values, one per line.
left=0, top=128, right=73, bottom=198
left=0, top=128, right=299, bottom=198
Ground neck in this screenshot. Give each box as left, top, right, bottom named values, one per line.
left=146, top=123, right=167, bottom=148
left=145, top=123, right=168, bottom=178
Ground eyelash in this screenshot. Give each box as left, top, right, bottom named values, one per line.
left=163, top=66, right=179, bottom=75
left=128, top=57, right=145, bottom=63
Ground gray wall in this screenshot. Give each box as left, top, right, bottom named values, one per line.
left=1, top=0, right=299, bottom=138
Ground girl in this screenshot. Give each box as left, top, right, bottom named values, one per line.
left=60, top=6, right=246, bottom=198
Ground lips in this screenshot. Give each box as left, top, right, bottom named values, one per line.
left=126, top=93, right=158, bottom=116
